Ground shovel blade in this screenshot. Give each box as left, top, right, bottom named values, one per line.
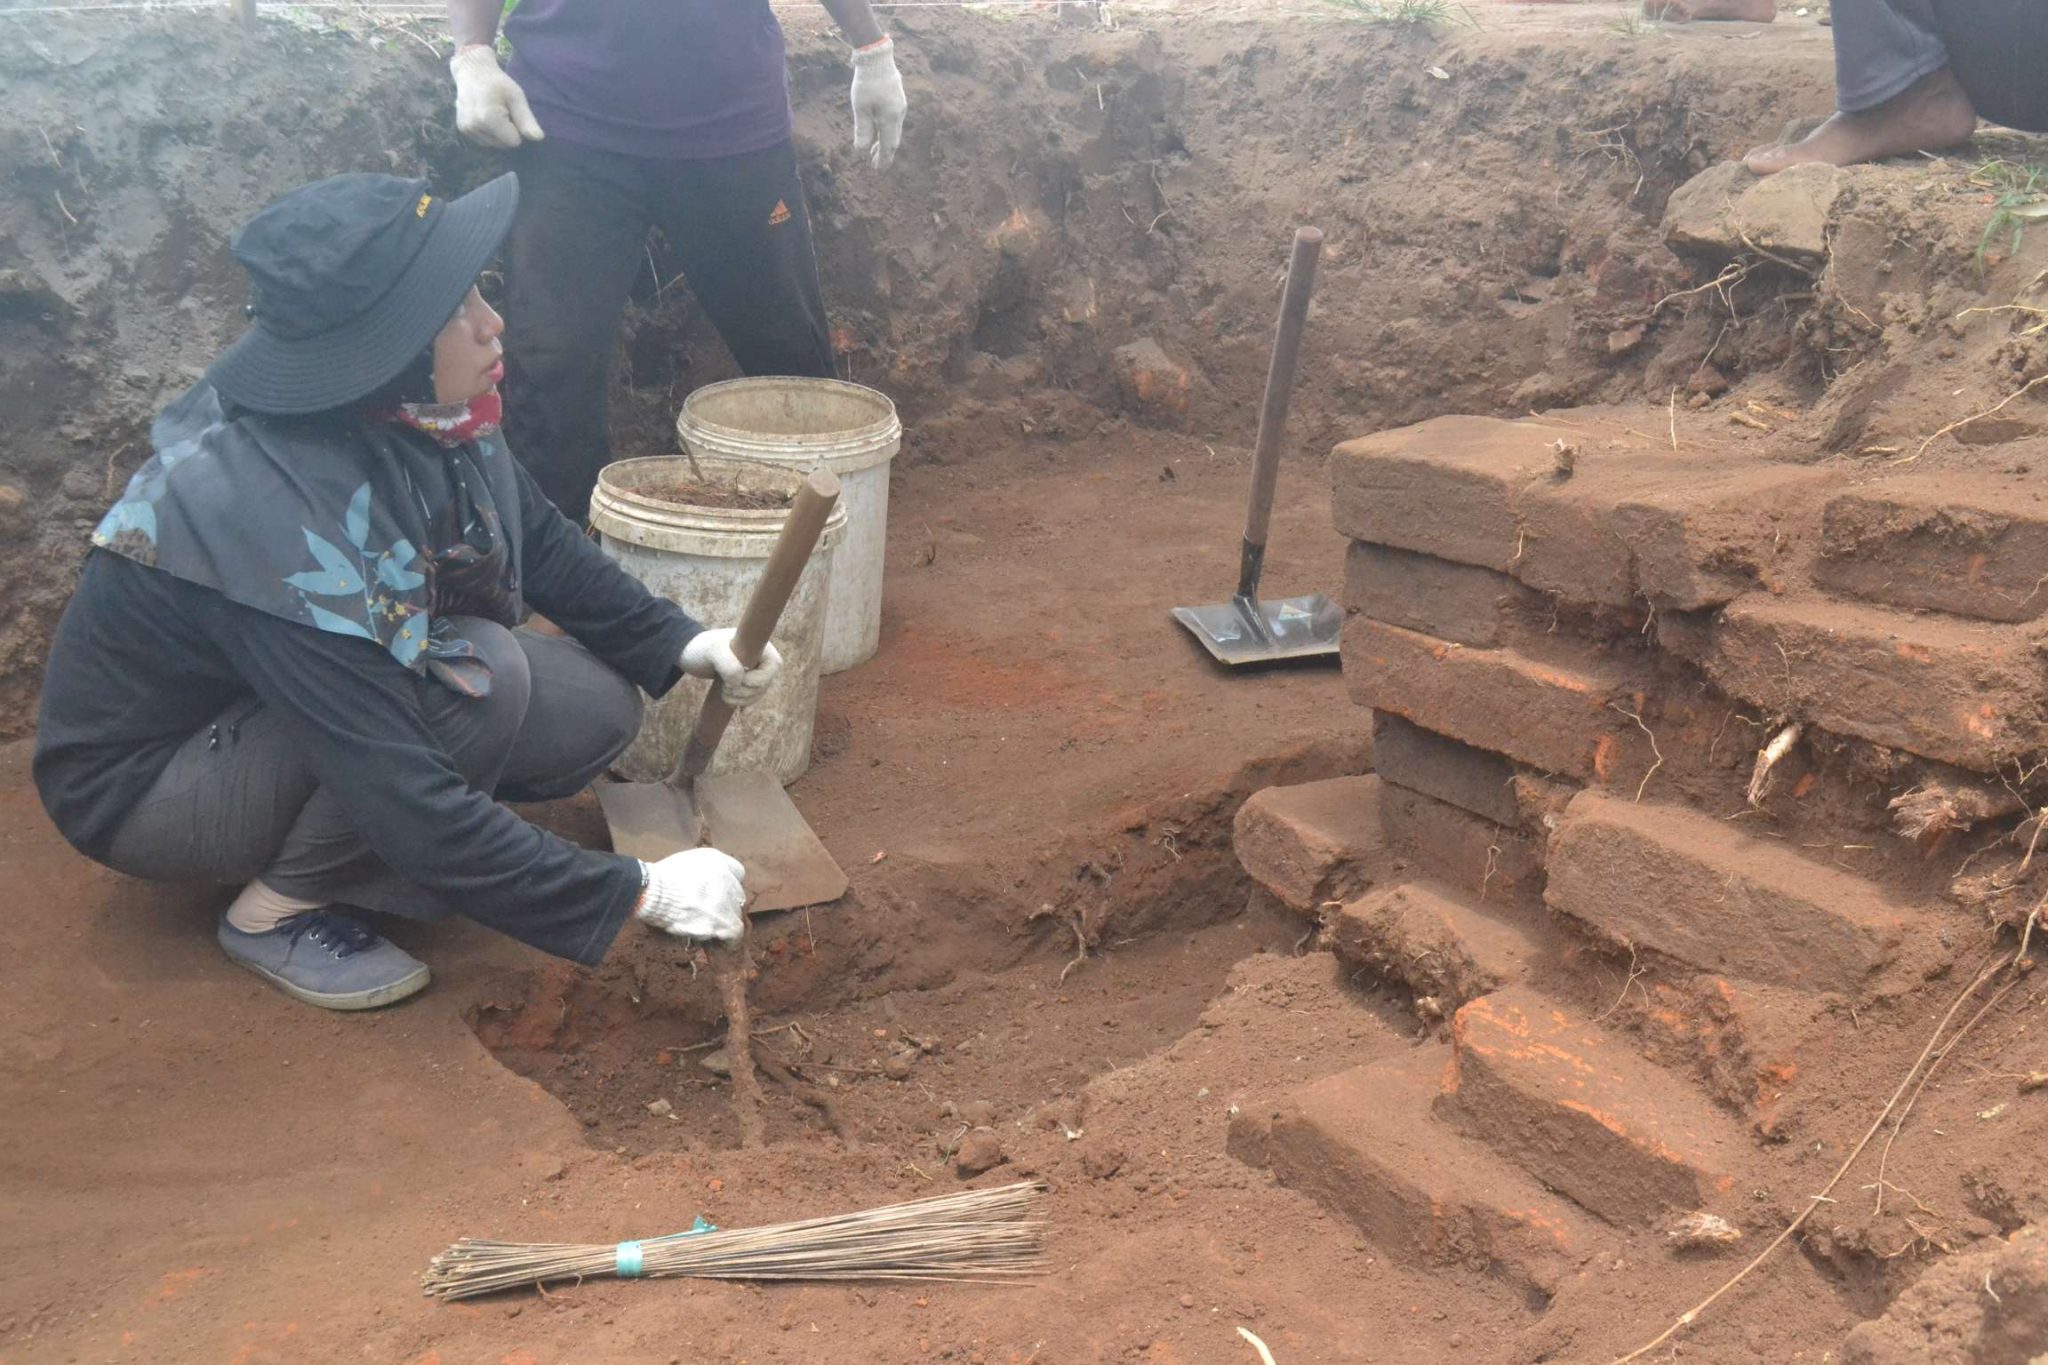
left=596, top=772, right=849, bottom=913
left=596, top=779, right=706, bottom=863
left=694, top=771, right=849, bottom=912
left=1171, top=592, right=1342, bottom=666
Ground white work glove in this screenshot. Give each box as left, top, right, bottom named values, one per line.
left=850, top=37, right=907, bottom=170
left=451, top=45, right=544, bottom=150
left=681, top=628, right=783, bottom=706
left=637, top=848, right=747, bottom=943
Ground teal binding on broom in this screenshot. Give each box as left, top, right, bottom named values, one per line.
left=614, top=1217, right=716, bottom=1278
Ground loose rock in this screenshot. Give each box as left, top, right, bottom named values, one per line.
left=954, top=1127, right=1007, bottom=1176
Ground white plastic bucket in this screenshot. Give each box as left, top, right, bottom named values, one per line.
left=677, top=377, right=901, bottom=674
left=592, top=456, right=846, bottom=787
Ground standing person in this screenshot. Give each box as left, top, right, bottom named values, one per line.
left=35, top=173, right=782, bottom=1011
left=445, top=0, right=908, bottom=521
left=1745, top=0, right=2047, bottom=174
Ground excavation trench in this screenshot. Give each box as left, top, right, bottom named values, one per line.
left=11, top=6, right=2048, bottom=1362
left=469, top=766, right=1328, bottom=1159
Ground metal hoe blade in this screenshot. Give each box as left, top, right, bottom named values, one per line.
left=1171, top=592, right=1341, bottom=666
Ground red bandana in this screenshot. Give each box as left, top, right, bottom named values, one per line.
left=382, top=390, right=503, bottom=448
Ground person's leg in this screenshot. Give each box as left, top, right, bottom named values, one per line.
left=103, top=619, right=534, bottom=1009
left=218, top=620, right=537, bottom=1008
left=495, top=628, right=646, bottom=802
left=256, top=618, right=534, bottom=914
left=500, top=138, right=659, bottom=522
left=653, top=140, right=837, bottom=381
left=270, top=626, right=641, bottom=920
left=102, top=696, right=317, bottom=888
left=99, top=694, right=438, bottom=1009
left=1931, top=0, right=2048, bottom=133
left=1746, top=0, right=1977, bottom=173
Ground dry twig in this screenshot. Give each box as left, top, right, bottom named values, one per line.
left=1901, top=371, right=2048, bottom=463
left=1608, top=945, right=2022, bottom=1363
left=1609, top=701, right=1664, bottom=802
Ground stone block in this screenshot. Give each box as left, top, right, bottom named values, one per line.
left=1662, top=160, right=1841, bottom=263
left=1232, top=775, right=1385, bottom=912
left=1440, top=985, right=1749, bottom=1225
left=1244, top=1046, right=1598, bottom=1294
left=1331, top=415, right=1555, bottom=571
left=1321, top=880, right=1542, bottom=1011
left=1345, top=616, right=1653, bottom=784
left=1346, top=542, right=1542, bottom=648
left=1517, top=458, right=1833, bottom=610
left=1703, top=594, right=2048, bottom=772
left=1378, top=783, right=1546, bottom=909
left=1372, top=711, right=1522, bottom=826
left=1817, top=471, right=2048, bottom=622
left=1545, top=791, right=1911, bottom=991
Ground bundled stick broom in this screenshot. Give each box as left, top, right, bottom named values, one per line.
left=421, top=1181, right=1046, bottom=1300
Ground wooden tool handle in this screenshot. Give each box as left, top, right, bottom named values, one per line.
left=671, top=470, right=841, bottom=786
left=1239, top=227, right=1323, bottom=563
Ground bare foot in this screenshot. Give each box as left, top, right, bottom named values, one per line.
left=1745, top=66, right=1978, bottom=174
left=1645, top=0, right=1775, bottom=21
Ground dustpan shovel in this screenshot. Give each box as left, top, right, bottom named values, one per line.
left=597, top=470, right=848, bottom=911
left=1171, top=226, right=1341, bottom=665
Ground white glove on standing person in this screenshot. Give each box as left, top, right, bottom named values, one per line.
left=636, top=848, right=747, bottom=943
left=681, top=628, right=783, bottom=706
left=850, top=37, right=907, bottom=170
left=451, top=45, right=545, bottom=149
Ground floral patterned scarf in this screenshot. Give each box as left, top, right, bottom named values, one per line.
left=94, top=382, right=527, bottom=696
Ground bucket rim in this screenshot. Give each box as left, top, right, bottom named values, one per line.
left=590, top=455, right=848, bottom=550
left=677, top=376, right=902, bottom=476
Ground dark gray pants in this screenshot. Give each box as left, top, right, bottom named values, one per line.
left=101, top=619, right=642, bottom=920
left=500, top=136, right=837, bottom=524
left=1837, top=0, right=2048, bottom=129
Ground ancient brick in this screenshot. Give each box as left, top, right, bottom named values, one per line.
left=1232, top=775, right=1385, bottom=912
left=1702, top=594, right=2048, bottom=772
left=1517, top=458, right=1833, bottom=610
left=1372, top=711, right=1521, bottom=825
left=1546, top=792, right=1911, bottom=991
left=1242, top=1046, right=1598, bottom=1294
left=1439, top=985, right=1750, bottom=1225
left=1378, top=783, right=1546, bottom=909
left=1346, top=542, right=1541, bottom=648
left=1816, top=471, right=2048, bottom=623
left=1344, top=617, right=1653, bottom=784
left=1333, top=413, right=1830, bottom=611
left=1330, top=415, right=1554, bottom=571
left=1322, top=880, right=1542, bottom=1011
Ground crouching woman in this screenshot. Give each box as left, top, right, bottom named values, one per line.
left=34, top=172, right=777, bottom=1010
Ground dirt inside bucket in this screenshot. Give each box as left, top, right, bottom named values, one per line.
left=633, top=474, right=794, bottom=512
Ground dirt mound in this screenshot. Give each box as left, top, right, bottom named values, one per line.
left=1841, top=1224, right=2048, bottom=1364
left=0, top=5, right=1844, bottom=737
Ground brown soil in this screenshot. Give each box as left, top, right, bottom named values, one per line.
left=634, top=475, right=794, bottom=512
left=4, top=4, right=2048, bottom=1365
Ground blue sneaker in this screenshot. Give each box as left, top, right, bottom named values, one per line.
left=218, top=911, right=430, bottom=1011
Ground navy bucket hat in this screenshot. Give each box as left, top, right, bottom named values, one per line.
left=206, top=171, right=518, bottom=415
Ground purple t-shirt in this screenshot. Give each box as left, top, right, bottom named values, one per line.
left=505, top=0, right=792, bottom=161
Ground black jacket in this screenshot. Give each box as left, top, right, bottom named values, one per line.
left=35, top=452, right=697, bottom=965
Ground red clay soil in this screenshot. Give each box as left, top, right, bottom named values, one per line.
left=10, top=4, right=2048, bottom=1362
left=0, top=427, right=1418, bottom=1365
